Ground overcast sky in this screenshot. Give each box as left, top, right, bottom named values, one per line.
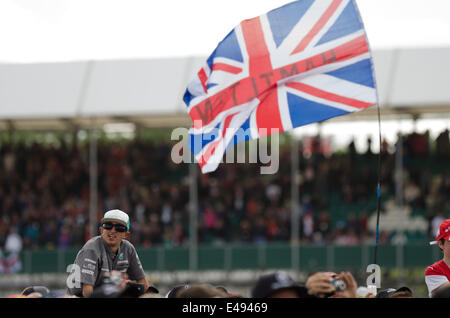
left=1, top=0, right=450, bottom=63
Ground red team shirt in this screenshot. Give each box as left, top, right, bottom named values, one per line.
left=425, top=260, right=450, bottom=297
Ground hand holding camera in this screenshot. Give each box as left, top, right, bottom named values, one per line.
left=328, top=272, right=358, bottom=298
left=305, top=272, right=336, bottom=297
left=305, top=271, right=357, bottom=298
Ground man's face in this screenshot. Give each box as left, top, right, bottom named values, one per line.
left=100, top=221, right=129, bottom=247
left=438, top=239, right=450, bottom=256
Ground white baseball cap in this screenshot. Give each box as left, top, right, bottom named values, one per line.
left=101, top=209, right=130, bottom=231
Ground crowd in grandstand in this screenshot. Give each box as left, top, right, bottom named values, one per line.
left=0, top=128, right=450, bottom=253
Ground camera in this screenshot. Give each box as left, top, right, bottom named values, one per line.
left=331, top=278, right=346, bottom=292
left=102, top=271, right=123, bottom=286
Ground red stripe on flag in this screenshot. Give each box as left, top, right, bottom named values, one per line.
left=198, top=68, right=209, bottom=93
left=189, top=35, right=368, bottom=127
left=198, top=113, right=237, bottom=169
left=212, top=63, right=242, bottom=74
left=241, top=17, right=273, bottom=74
left=333, top=35, right=368, bottom=60
left=256, top=90, right=284, bottom=137
left=286, top=81, right=373, bottom=109
left=198, top=138, right=221, bottom=169
left=291, top=0, right=343, bottom=55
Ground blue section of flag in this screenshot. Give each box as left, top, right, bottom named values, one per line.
left=239, top=117, right=252, bottom=142
left=207, top=29, right=243, bottom=70
left=267, top=0, right=315, bottom=48
left=326, top=59, right=375, bottom=88
left=189, top=124, right=220, bottom=156
left=183, top=90, right=195, bottom=107
left=224, top=118, right=253, bottom=152
left=287, top=93, right=349, bottom=128
left=315, top=1, right=361, bottom=46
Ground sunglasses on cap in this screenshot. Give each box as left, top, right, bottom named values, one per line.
left=101, top=222, right=127, bottom=232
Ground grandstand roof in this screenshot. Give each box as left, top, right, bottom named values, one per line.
left=1, top=46, right=450, bottom=130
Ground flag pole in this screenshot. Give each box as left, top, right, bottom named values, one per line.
left=89, top=119, right=98, bottom=239
left=373, top=103, right=383, bottom=265
left=291, top=133, right=301, bottom=274
left=189, top=161, right=198, bottom=272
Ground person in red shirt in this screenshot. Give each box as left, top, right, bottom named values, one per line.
left=425, top=219, right=450, bottom=297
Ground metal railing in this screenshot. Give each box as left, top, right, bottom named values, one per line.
left=13, top=242, right=440, bottom=274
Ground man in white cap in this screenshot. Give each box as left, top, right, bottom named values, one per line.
left=67, top=209, right=148, bottom=297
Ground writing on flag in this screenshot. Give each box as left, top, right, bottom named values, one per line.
left=184, top=0, right=378, bottom=174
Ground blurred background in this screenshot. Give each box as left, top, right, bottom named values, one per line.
left=1, top=0, right=450, bottom=298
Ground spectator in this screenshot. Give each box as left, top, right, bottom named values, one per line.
left=5, top=227, right=22, bottom=254
left=58, top=225, right=72, bottom=249
left=376, top=286, right=413, bottom=298
left=21, top=286, right=50, bottom=298
left=252, top=216, right=268, bottom=244
left=404, top=180, right=422, bottom=209
left=305, top=272, right=335, bottom=297
left=23, top=221, right=39, bottom=249
left=430, top=213, right=446, bottom=240
left=67, top=210, right=148, bottom=297
left=176, top=283, right=231, bottom=298
left=306, top=271, right=358, bottom=298
left=316, top=209, right=331, bottom=239
left=3, top=226, right=23, bottom=273
left=358, top=211, right=369, bottom=237
left=436, top=129, right=450, bottom=159
left=431, top=283, right=450, bottom=298
left=266, top=183, right=282, bottom=207
left=166, top=284, right=190, bottom=298
left=301, top=210, right=314, bottom=242
left=425, top=219, right=450, bottom=297
left=251, top=271, right=310, bottom=298
left=39, top=220, right=58, bottom=249
left=237, top=219, right=253, bottom=243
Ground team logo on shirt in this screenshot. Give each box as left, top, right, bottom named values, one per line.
left=83, top=263, right=96, bottom=270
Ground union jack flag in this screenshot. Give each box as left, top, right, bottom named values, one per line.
left=184, top=0, right=378, bottom=173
